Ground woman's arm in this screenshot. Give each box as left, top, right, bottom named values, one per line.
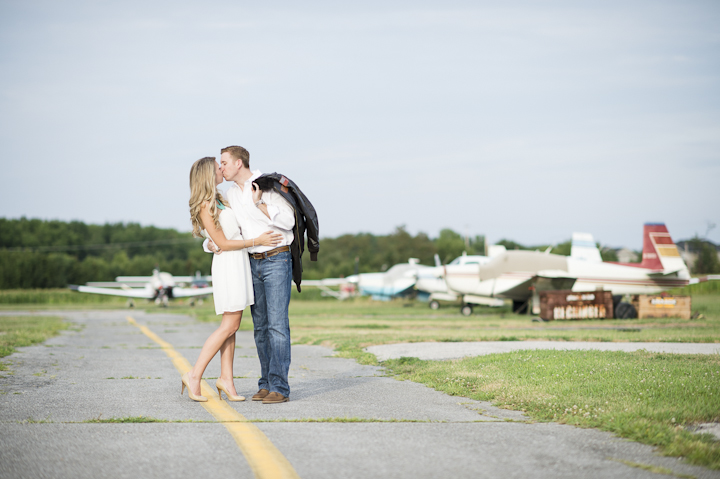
left=199, top=203, right=282, bottom=251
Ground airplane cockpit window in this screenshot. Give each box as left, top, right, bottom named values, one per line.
left=449, top=258, right=461, bottom=265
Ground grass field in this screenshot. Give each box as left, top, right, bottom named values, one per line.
left=387, top=351, right=720, bottom=469
left=0, top=289, right=129, bottom=308
left=0, top=315, right=69, bottom=362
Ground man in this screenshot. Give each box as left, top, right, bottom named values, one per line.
left=211, top=145, right=295, bottom=404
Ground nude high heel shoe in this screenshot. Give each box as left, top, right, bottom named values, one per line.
left=181, top=372, right=208, bottom=402
left=216, top=378, right=246, bottom=402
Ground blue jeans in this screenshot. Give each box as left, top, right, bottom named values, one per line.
left=250, top=250, right=292, bottom=397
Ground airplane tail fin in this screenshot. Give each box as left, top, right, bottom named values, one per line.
left=636, top=223, right=687, bottom=272
left=570, top=232, right=602, bottom=263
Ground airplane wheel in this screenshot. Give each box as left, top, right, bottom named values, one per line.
left=127, top=300, right=135, bottom=308
left=189, top=299, right=196, bottom=307
left=162, top=296, right=169, bottom=307
left=429, top=300, right=440, bottom=310
left=198, top=299, right=204, bottom=305
left=461, top=304, right=473, bottom=316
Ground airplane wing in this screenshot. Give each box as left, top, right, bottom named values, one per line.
left=497, top=270, right=577, bottom=300
left=86, top=282, right=133, bottom=288
left=534, top=270, right=577, bottom=292
left=173, top=276, right=213, bottom=283
left=171, top=287, right=214, bottom=298
left=302, top=278, right=352, bottom=287
left=69, top=285, right=156, bottom=299
left=115, top=276, right=153, bottom=283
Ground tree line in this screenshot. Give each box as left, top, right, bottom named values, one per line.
left=0, top=218, right=208, bottom=289
left=0, top=217, right=678, bottom=290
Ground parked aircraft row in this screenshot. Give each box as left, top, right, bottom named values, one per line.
left=305, top=223, right=692, bottom=316
left=70, top=223, right=696, bottom=315
left=443, top=223, right=689, bottom=315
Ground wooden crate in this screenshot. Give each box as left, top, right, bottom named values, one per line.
left=631, top=294, right=691, bottom=320
left=539, top=290, right=614, bottom=321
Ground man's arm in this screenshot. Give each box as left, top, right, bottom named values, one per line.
left=203, top=237, right=221, bottom=254
left=252, top=183, right=295, bottom=230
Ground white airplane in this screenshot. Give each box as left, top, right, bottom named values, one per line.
left=416, top=234, right=604, bottom=314
left=69, top=270, right=213, bottom=307
left=303, top=258, right=440, bottom=301
left=443, top=224, right=690, bottom=316
left=415, top=254, right=504, bottom=311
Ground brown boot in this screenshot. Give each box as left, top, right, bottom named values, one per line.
left=252, top=389, right=269, bottom=401
left=262, top=392, right=289, bottom=404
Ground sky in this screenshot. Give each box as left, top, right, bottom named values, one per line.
left=1, top=0, right=719, bottom=251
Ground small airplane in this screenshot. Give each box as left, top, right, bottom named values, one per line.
left=415, top=254, right=504, bottom=311
left=443, top=223, right=690, bottom=316
left=303, top=258, right=441, bottom=301
left=349, top=258, right=436, bottom=300
left=69, top=270, right=213, bottom=307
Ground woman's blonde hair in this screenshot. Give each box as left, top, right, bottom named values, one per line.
left=189, top=157, right=228, bottom=238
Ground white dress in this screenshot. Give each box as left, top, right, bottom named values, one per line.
left=205, top=204, right=254, bottom=315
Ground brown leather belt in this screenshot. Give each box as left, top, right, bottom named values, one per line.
left=250, top=245, right=290, bottom=260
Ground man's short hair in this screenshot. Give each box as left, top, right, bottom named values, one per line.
left=221, top=146, right=250, bottom=168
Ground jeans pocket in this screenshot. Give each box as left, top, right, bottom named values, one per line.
left=267, top=252, right=290, bottom=264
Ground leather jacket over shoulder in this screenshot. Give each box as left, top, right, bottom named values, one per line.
left=254, top=173, right=319, bottom=292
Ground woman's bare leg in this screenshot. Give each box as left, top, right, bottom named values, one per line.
left=185, top=311, right=242, bottom=396
left=219, top=312, right=242, bottom=395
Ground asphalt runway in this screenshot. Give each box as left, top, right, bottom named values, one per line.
left=1, top=310, right=718, bottom=479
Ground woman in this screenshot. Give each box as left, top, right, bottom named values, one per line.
left=183, top=156, right=281, bottom=402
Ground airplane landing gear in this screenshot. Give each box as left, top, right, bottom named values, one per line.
left=461, top=304, right=473, bottom=316
left=429, top=300, right=440, bottom=310
left=126, top=299, right=135, bottom=308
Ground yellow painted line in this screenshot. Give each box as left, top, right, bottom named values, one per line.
left=127, top=316, right=300, bottom=479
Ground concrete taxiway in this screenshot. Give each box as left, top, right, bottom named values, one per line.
left=1, top=310, right=718, bottom=479
left=366, top=340, right=720, bottom=362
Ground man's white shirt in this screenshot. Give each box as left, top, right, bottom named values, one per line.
left=204, top=170, right=295, bottom=254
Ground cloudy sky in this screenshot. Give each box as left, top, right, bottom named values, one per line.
left=1, top=0, right=718, bottom=250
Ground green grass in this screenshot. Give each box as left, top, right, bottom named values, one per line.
left=384, top=351, right=720, bottom=469
left=0, top=289, right=129, bottom=306
left=0, top=315, right=69, bottom=358
left=670, top=280, right=720, bottom=296
left=0, top=283, right=332, bottom=309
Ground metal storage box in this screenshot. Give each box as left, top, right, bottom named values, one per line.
left=539, top=290, right=614, bottom=321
